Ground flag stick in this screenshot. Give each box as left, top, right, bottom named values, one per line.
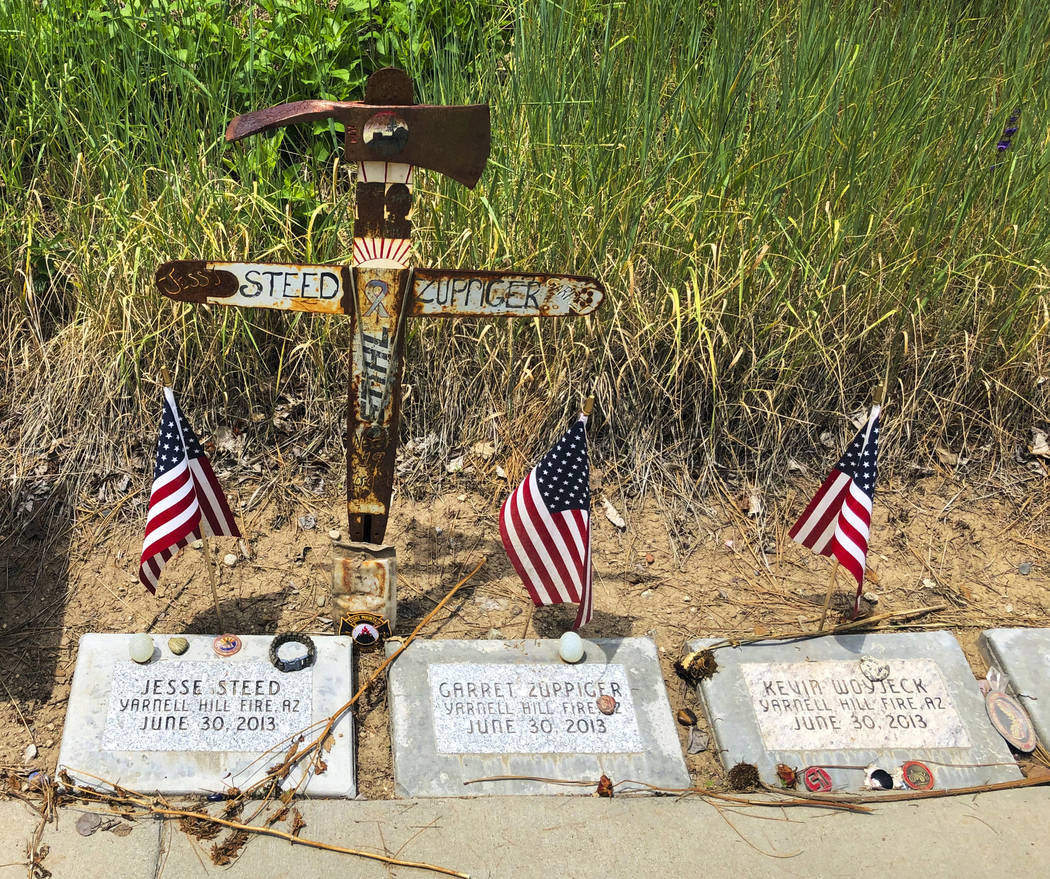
left=818, top=559, right=838, bottom=631
left=582, top=395, right=595, bottom=416
left=200, top=537, right=227, bottom=632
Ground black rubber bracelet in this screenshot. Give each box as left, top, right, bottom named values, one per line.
left=269, top=633, right=316, bottom=673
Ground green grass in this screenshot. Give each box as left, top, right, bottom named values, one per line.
left=2, top=0, right=1048, bottom=525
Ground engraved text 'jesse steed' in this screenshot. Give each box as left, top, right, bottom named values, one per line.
left=155, top=261, right=605, bottom=318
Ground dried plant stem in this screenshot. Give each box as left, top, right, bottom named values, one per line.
left=63, top=782, right=468, bottom=878
left=704, top=603, right=948, bottom=653
left=462, top=774, right=870, bottom=812
left=200, top=538, right=226, bottom=631
left=818, top=559, right=839, bottom=631
left=243, top=557, right=487, bottom=798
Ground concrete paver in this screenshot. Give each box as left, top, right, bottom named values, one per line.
left=3, top=789, right=1048, bottom=878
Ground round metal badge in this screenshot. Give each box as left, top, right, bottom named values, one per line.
left=985, top=691, right=1037, bottom=753
left=212, top=634, right=242, bottom=657
left=803, top=766, right=833, bottom=792
left=901, top=761, right=935, bottom=791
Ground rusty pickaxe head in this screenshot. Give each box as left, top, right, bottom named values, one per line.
left=225, top=68, right=490, bottom=188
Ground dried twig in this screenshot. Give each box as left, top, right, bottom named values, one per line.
left=61, top=779, right=468, bottom=877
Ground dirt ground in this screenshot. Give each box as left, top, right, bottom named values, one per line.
left=3, top=464, right=1049, bottom=795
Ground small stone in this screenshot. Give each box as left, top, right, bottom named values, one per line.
left=863, top=591, right=879, bottom=604
left=129, top=633, right=154, bottom=663
left=315, top=594, right=326, bottom=607
left=641, top=589, right=654, bottom=598
left=76, top=813, right=103, bottom=837
left=22, top=743, right=37, bottom=762
left=457, top=494, right=467, bottom=502
left=222, top=553, right=238, bottom=567
left=298, top=515, right=317, bottom=531
left=109, top=822, right=132, bottom=838
left=192, top=540, right=204, bottom=550
left=1018, top=562, right=1033, bottom=576
left=328, top=529, right=342, bottom=541
left=168, top=637, right=189, bottom=655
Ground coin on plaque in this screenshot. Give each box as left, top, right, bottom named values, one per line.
left=803, top=766, right=833, bottom=792
left=902, top=761, right=935, bottom=791
left=212, top=634, right=242, bottom=657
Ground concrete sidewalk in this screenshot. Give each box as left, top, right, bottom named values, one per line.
left=2, top=789, right=1046, bottom=879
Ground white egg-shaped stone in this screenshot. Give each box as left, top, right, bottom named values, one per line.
left=559, top=630, right=584, bottom=663
left=129, top=633, right=154, bottom=663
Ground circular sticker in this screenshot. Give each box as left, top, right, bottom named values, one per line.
left=985, top=691, right=1037, bottom=752
left=212, top=634, right=242, bottom=657
left=901, top=761, right=935, bottom=790
left=351, top=622, right=380, bottom=647
left=803, top=766, right=832, bottom=792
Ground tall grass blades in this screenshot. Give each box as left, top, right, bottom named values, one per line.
left=2, top=0, right=1048, bottom=525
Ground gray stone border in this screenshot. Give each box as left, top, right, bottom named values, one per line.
left=385, top=637, right=689, bottom=796
left=690, top=631, right=1020, bottom=790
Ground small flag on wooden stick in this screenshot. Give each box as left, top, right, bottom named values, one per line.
left=500, top=400, right=594, bottom=630
left=790, top=405, right=881, bottom=617
left=139, top=388, right=240, bottom=594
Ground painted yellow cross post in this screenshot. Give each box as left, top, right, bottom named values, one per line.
left=156, top=68, right=604, bottom=630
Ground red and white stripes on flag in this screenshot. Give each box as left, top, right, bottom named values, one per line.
left=789, top=405, right=881, bottom=601
left=139, top=388, right=240, bottom=594
left=499, top=414, right=593, bottom=630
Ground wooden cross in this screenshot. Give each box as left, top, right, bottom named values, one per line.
left=156, top=69, right=604, bottom=545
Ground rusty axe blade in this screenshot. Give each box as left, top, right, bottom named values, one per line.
left=226, top=102, right=490, bottom=189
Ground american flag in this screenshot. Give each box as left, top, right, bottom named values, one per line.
left=789, top=406, right=880, bottom=611
left=139, top=388, right=240, bottom=593
left=499, top=413, right=593, bottom=630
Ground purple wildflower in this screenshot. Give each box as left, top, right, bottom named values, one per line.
left=996, top=106, right=1021, bottom=153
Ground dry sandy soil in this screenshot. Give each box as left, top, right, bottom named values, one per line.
left=3, top=461, right=1049, bottom=795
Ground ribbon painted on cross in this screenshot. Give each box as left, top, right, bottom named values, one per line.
left=363, top=279, right=390, bottom=317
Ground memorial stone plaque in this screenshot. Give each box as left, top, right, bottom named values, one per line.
left=979, top=627, right=1050, bottom=744
left=387, top=638, right=689, bottom=796
left=690, top=631, right=1020, bottom=790
left=58, top=634, right=355, bottom=796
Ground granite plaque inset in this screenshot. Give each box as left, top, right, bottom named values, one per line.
left=429, top=662, right=642, bottom=754
left=979, top=628, right=1050, bottom=745
left=387, top=638, right=689, bottom=796
left=691, top=631, right=1020, bottom=790
left=58, top=634, right=355, bottom=797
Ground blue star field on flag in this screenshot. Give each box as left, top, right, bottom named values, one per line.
left=535, top=419, right=590, bottom=513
